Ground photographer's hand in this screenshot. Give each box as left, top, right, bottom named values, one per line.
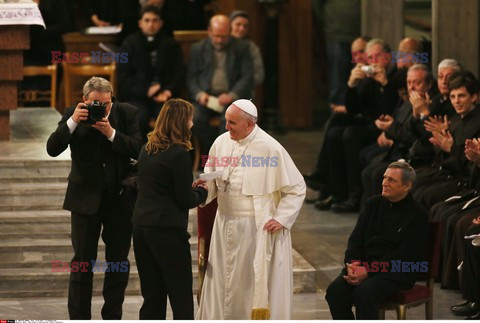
left=72, top=103, right=89, bottom=123
left=93, top=117, right=114, bottom=138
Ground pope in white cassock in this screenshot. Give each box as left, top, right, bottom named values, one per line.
left=194, top=99, right=306, bottom=320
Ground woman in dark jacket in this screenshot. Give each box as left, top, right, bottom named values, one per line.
left=132, top=98, right=207, bottom=319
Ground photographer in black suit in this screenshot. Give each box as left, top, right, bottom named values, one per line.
left=46, top=77, right=142, bottom=319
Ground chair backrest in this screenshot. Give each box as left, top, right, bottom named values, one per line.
left=62, top=54, right=116, bottom=107
left=19, top=64, right=57, bottom=108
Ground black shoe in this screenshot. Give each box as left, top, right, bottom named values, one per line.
left=451, top=301, right=480, bottom=316
left=465, top=310, right=480, bottom=320
left=303, top=173, right=325, bottom=191
left=314, top=195, right=333, bottom=211
left=331, top=199, right=360, bottom=214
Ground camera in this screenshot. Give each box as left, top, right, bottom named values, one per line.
left=82, top=100, right=107, bottom=124
left=361, top=65, right=374, bottom=77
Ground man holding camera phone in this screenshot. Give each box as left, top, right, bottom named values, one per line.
left=47, top=77, right=142, bottom=319
left=307, top=38, right=399, bottom=213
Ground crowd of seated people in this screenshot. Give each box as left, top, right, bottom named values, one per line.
left=305, top=33, right=480, bottom=319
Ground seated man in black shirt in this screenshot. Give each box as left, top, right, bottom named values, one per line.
left=326, top=161, right=428, bottom=320
left=117, top=5, right=185, bottom=141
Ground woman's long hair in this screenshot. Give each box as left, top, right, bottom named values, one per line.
left=145, top=98, right=194, bottom=154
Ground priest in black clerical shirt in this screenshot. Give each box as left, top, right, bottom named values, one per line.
left=117, top=5, right=185, bottom=141
left=326, top=161, right=428, bottom=320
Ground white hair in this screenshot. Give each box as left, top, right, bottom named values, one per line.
left=438, top=59, right=462, bottom=73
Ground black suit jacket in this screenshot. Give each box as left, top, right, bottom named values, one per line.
left=132, top=144, right=207, bottom=230
left=46, top=100, right=142, bottom=215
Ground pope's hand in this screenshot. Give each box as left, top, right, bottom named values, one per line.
left=263, top=219, right=284, bottom=233
left=193, top=179, right=207, bottom=188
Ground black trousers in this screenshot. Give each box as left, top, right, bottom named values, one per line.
left=133, top=225, right=194, bottom=320
left=462, top=225, right=480, bottom=301
left=68, top=190, right=132, bottom=320
left=412, top=170, right=465, bottom=210
left=443, top=211, right=479, bottom=289
left=313, top=113, right=377, bottom=201
left=326, top=271, right=412, bottom=320
left=328, top=123, right=380, bottom=202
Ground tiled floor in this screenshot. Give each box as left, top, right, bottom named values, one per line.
left=0, top=108, right=467, bottom=320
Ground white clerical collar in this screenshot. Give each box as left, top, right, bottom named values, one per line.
left=237, top=124, right=258, bottom=146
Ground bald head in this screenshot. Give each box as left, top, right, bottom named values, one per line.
left=209, top=15, right=231, bottom=50
left=398, top=37, right=422, bottom=53
left=396, top=37, right=423, bottom=68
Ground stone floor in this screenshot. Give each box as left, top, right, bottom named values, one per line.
left=0, top=108, right=467, bottom=320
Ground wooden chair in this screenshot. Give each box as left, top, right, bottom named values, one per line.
left=379, top=222, right=444, bottom=320
left=62, top=55, right=116, bottom=107
left=18, top=64, right=57, bottom=109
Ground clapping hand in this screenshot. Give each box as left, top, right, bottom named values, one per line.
left=429, top=129, right=453, bottom=153
left=465, top=138, right=480, bottom=165
left=424, top=115, right=449, bottom=134
left=410, top=91, right=431, bottom=118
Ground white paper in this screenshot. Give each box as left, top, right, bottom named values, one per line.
left=199, top=170, right=223, bottom=181
left=464, top=234, right=480, bottom=239
left=85, top=26, right=121, bottom=35
left=206, top=96, right=224, bottom=113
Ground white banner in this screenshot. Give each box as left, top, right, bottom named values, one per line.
left=0, top=3, right=45, bottom=28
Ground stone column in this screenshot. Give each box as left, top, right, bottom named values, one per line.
left=432, top=0, right=480, bottom=77
left=361, top=0, right=404, bottom=50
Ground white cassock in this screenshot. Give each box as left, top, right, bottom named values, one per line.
left=196, top=125, right=306, bottom=320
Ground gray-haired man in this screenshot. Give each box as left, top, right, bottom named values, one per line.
left=47, top=77, right=142, bottom=319
left=326, top=161, right=428, bottom=319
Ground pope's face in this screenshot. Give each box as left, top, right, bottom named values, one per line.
left=225, top=106, right=253, bottom=141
